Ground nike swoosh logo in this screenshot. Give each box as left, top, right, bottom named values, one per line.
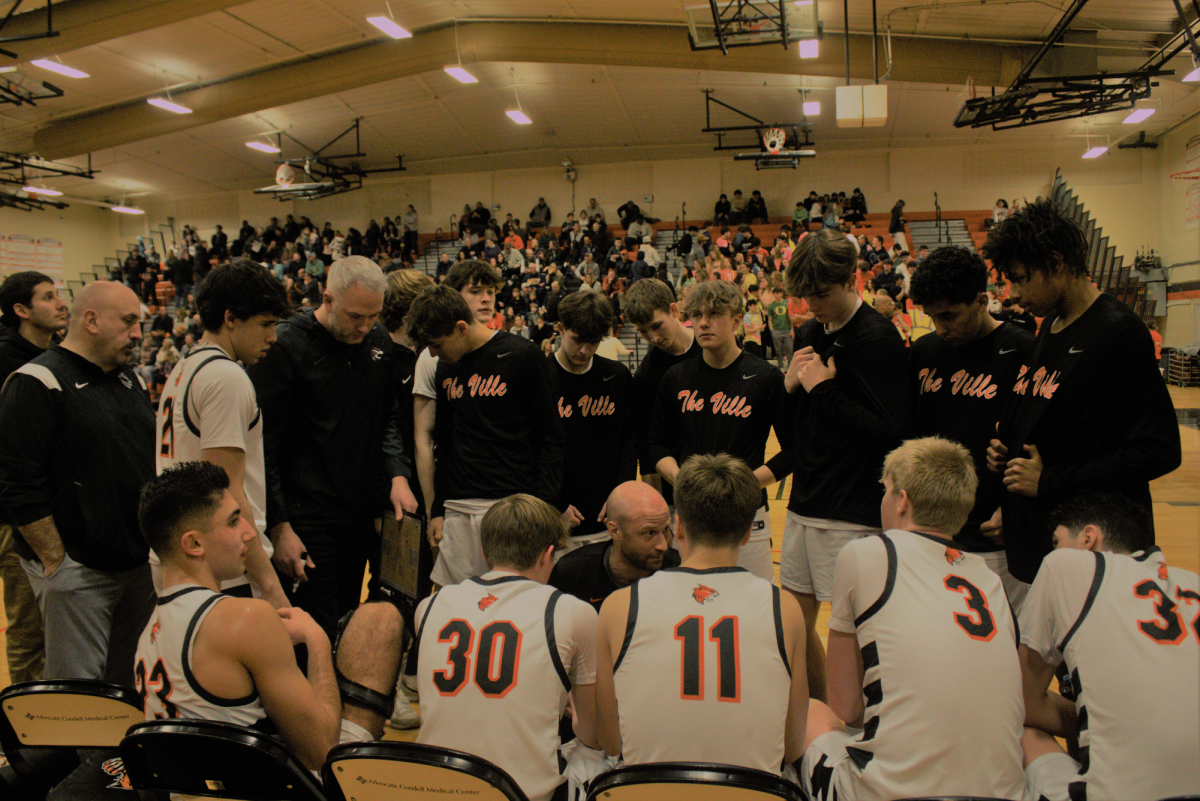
left=75, top=382, right=88, bottom=389
left=589, top=597, right=607, bottom=604
left=402, top=376, right=412, bottom=384
left=1069, top=347, right=1084, bottom=354
left=999, top=348, right=1017, bottom=355
left=743, top=374, right=757, bottom=380
left=497, top=352, right=513, bottom=358
left=603, top=375, right=614, bottom=381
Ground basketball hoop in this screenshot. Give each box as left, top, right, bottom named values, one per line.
left=275, top=163, right=295, bottom=188
left=762, top=127, right=786, bottom=155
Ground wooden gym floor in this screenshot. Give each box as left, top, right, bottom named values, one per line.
left=2, top=386, right=1196, bottom=745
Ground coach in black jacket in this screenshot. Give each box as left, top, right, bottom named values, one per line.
left=0, top=281, right=155, bottom=686
left=248, top=256, right=416, bottom=639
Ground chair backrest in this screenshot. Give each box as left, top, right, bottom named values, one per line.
left=322, top=741, right=528, bottom=801
left=121, top=719, right=327, bottom=801
left=586, top=763, right=804, bottom=801
left=0, top=680, right=143, bottom=753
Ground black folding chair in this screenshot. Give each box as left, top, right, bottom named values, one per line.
left=0, top=679, right=143, bottom=798
left=121, top=719, right=326, bottom=800
left=586, top=763, right=804, bottom=801
left=323, top=741, right=528, bottom=801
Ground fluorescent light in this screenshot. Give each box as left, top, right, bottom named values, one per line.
left=1082, top=146, right=1108, bottom=159
left=0, top=66, right=17, bottom=74
left=30, top=58, right=89, bottom=79
left=366, top=16, right=412, bottom=39
left=148, top=97, right=192, bottom=114
left=803, top=100, right=821, bottom=115
left=506, top=109, right=532, bottom=124
left=798, top=39, right=819, bottom=58
left=795, top=0, right=814, bottom=4
left=444, top=66, right=478, bottom=84
left=1186, top=66, right=1200, bottom=82
left=111, top=206, right=145, bottom=215
left=23, top=186, right=62, bottom=196
left=1122, top=108, right=1155, bottom=124
left=245, top=141, right=281, bottom=153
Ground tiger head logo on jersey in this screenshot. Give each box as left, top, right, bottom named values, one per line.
left=478, top=593, right=499, bottom=611
left=944, top=548, right=965, bottom=566
left=101, top=756, right=132, bottom=790
left=1158, top=563, right=1169, bottom=582
left=150, top=619, right=161, bottom=644
left=692, top=585, right=719, bottom=604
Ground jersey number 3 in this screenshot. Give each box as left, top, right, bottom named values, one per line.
left=674, top=616, right=740, bottom=702
left=434, top=620, right=523, bottom=698
left=943, top=575, right=997, bottom=642
left=135, top=658, right=178, bottom=719
left=159, top=396, right=175, bottom=459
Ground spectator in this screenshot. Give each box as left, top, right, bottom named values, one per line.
left=626, top=217, right=653, bottom=250
left=890, top=199, right=909, bottom=253
left=402, top=205, right=419, bottom=256
left=617, top=199, right=641, bottom=229
left=583, top=197, right=605, bottom=224
left=792, top=201, right=809, bottom=232
left=468, top=201, right=491, bottom=234
left=529, top=197, right=552, bottom=230
left=747, top=189, right=768, bottom=223
left=730, top=189, right=748, bottom=223
left=992, top=198, right=1009, bottom=226
left=0, top=282, right=156, bottom=686
left=872, top=291, right=912, bottom=346
left=714, top=193, right=732, bottom=225
left=761, top=285, right=792, bottom=369
left=846, top=187, right=868, bottom=223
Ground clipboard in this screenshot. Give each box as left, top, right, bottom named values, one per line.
left=379, top=511, right=427, bottom=601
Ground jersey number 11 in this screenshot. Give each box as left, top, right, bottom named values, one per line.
left=674, top=616, right=740, bottom=702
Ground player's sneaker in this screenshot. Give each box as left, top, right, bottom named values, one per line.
left=400, top=673, right=419, bottom=701
left=387, top=698, right=421, bottom=730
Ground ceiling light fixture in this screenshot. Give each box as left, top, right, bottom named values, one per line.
left=148, top=97, right=192, bottom=114
left=0, top=66, right=17, bottom=74
left=444, top=66, right=477, bottom=83
left=795, top=0, right=814, bottom=5
left=112, top=205, right=145, bottom=214
left=1082, top=132, right=1108, bottom=159
left=445, top=19, right=477, bottom=84
left=506, top=109, right=532, bottom=124
left=22, top=186, right=63, bottom=196
left=1122, top=98, right=1157, bottom=124
left=804, top=100, right=820, bottom=115
left=798, top=39, right=819, bottom=59
left=246, top=141, right=281, bottom=153
left=30, top=58, right=89, bottom=79
left=366, top=16, right=411, bottom=39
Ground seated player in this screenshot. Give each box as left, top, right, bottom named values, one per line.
left=136, top=462, right=403, bottom=770
left=801, top=437, right=1026, bottom=801
left=550, top=480, right=681, bottom=611
left=596, top=454, right=808, bottom=774
left=415, top=494, right=600, bottom=801
left=1020, top=494, right=1200, bottom=801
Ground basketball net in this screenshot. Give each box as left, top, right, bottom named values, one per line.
left=762, top=127, right=786, bottom=155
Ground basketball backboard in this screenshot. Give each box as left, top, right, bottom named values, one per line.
left=685, top=1, right=820, bottom=54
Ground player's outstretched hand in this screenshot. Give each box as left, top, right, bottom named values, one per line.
left=270, top=523, right=314, bottom=583
left=276, top=607, right=327, bottom=648
left=563, top=505, right=585, bottom=529
left=980, top=507, right=1004, bottom=544
left=428, top=516, right=445, bottom=550
left=1003, top=444, right=1043, bottom=498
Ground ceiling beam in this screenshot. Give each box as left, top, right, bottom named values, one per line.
left=32, top=20, right=1033, bottom=160
left=1, top=0, right=251, bottom=62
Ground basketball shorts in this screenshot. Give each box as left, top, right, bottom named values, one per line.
left=1024, top=752, right=1081, bottom=801
left=799, top=729, right=860, bottom=801
left=737, top=506, right=774, bottom=582
left=431, top=498, right=499, bottom=587
left=780, top=512, right=878, bottom=601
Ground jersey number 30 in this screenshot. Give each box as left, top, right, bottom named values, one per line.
left=1134, top=581, right=1200, bottom=645
left=435, top=620, right=522, bottom=698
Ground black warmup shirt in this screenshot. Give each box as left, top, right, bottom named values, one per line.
left=548, top=541, right=681, bottom=611
left=789, top=303, right=912, bottom=527
left=633, top=335, right=702, bottom=504
left=910, top=323, right=1034, bottom=551
left=646, top=350, right=794, bottom=502
left=548, top=353, right=638, bottom=535
left=997, top=293, right=1180, bottom=583
left=387, top=339, right=421, bottom=510
left=0, top=346, right=155, bottom=571
left=432, top=331, right=565, bottom=515
left=0, top=326, right=44, bottom=384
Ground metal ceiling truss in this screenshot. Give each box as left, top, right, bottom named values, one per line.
left=701, top=0, right=790, bottom=54
left=702, top=90, right=816, bottom=167
left=0, top=150, right=94, bottom=210
left=954, top=0, right=1197, bottom=130
left=0, top=0, right=58, bottom=57
left=253, top=119, right=405, bottom=201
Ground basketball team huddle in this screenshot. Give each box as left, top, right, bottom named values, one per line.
left=15, top=197, right=1193, bottom=800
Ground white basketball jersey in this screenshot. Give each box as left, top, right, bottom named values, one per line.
left=154, top=344, right=271, bottom=593
left=829, top=531, right=1026, bottom=801
left=1020, top=547, right=1200, bottom=800
left=135, top=584, right=268, bottom=729
left=416, top=573, right=597, bottom=801
left=612, top=567, right=791, bottom=775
